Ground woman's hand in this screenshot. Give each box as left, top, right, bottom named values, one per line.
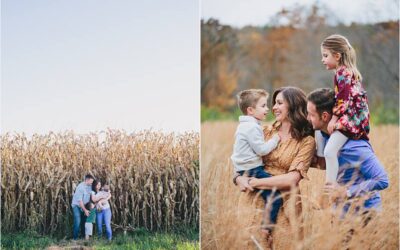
left=236, top=176, right=254, bottom=192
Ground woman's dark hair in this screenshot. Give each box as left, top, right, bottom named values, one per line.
left=92, top=179, right=100, bottom=194
left=272, top=86, right=314, bottom=140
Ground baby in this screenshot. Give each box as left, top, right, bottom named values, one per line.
left=96, top=184, right=111, bottom=211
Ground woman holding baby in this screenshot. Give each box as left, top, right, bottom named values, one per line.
left=91, top=180, right=113, bottom=241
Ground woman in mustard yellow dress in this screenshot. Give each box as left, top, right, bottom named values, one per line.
left=235, top=86, right=315, bottom=249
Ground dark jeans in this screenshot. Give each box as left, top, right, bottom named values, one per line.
left=72, top=205, right=86, bottom=240
left=238, top=166, right=283, bottom=230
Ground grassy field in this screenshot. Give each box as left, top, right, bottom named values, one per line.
left=201, top=122, right=399, bottom=249
left=1, top=228, right=199, bottom=250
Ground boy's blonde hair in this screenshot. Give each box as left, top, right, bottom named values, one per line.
left=237, top=89, right=268, bottom=115
left=321, top=34, right=362, bottom=81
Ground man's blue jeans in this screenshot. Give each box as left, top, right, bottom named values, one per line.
left=72, top=205, right=85, bottom=240
left=97, top=208, right=112, bottom=240
left=238, top=166, right=283, bottom=230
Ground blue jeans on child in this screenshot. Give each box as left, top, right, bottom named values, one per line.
left=96, top=208, right=112, bottom=240
left=238, top=166, right=283, bottom=230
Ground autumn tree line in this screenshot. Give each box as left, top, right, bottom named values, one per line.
left=201, top=5, right=399, bottom=123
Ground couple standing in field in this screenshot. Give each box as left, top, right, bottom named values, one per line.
left=71, top=174, right=113, bottom=241
left=231, top=34, right=389, bottom=249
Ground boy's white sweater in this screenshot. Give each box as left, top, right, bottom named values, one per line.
left=231, top=116, right=279, bottom=171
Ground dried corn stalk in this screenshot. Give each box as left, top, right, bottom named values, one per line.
left=1, top=129, right=199, bottom=236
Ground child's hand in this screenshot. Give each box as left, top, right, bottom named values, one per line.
left=327, top=116, right=339, bottom=134
left=327, top=119, right=336, bottom=134
left=272, top=134, right=280, bottom=143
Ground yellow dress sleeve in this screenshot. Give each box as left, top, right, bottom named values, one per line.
left=288, top=136, right=316, bottom=180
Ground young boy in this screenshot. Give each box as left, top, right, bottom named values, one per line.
left=231, top=89, right=283, bottom=232
left=84, top=201, right=97, bottom=240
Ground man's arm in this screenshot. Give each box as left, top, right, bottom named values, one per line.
left=324, top=154, right=389, bottom=200
left=347, top=157, right=389, bottom=197
left=74, top=185, right=89, bottom=216
left=79, top=200, right=89, bottom=216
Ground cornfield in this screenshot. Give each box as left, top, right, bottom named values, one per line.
left=201, top=122, right=399, bottom=249
left=1, top=129, right=199, bottom=237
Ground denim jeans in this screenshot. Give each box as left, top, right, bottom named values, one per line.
left=72, top=205, right=85, bottom=240
left=238, top=166, right=283, bottom=228
left=97, top=208, right=112, bottom=240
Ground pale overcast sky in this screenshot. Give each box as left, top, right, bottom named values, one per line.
left=2, top=1, right=200, bottom=135
left=202, top=0, right=399, bottom=27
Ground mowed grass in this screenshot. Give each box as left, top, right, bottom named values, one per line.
left=201, top=122, right=399, bottom=249
left=1, top=228, right=199, bottom=250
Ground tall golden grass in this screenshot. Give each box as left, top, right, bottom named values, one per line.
left=1, top=129, right=199, bottom=236
left=201, top=122, right=399, bottom=249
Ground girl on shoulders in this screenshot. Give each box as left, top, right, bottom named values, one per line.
left=318, top=34, right=370, bottom=184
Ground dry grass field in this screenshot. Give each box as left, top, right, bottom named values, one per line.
left=201, top=122, right=399, bottom=250
left=1, top=130, right=199, bottom=237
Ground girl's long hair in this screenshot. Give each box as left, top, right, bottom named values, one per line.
left=272, top=87, right=314, bottom=140
left=322, top=34, right=362, bottom=81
